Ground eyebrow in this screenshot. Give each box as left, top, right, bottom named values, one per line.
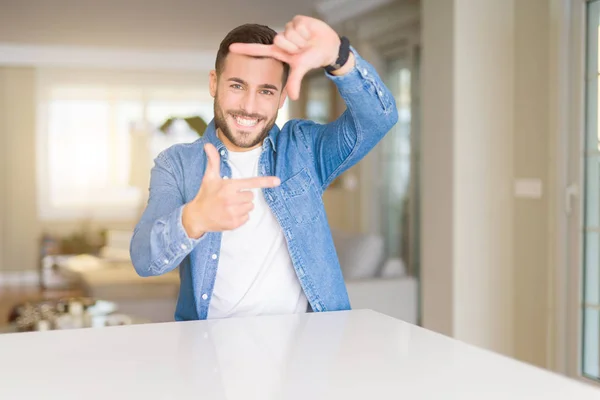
left=228, top=77, right=279, bottom=92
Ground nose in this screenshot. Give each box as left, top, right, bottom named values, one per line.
left=240, top=90, right=257, bottom=115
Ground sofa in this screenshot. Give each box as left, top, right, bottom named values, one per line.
left=331, top=229, right=418, bottom=324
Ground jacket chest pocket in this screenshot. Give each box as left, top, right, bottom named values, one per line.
left=280, top=168, right=321, bottom=225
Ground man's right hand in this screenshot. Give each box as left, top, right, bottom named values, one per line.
left=182, top=143, right=281, bottom=239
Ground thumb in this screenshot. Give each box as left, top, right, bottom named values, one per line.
left=286, top=64, right=311, bottom=101
left=204, top=143, right=221, bottom=180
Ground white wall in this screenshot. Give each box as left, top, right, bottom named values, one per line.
left=0, top=68, right=40, bottom=273
left=453, top=0, right=515, bottom=354
left=512, top=0, right=552, bottom=368
left=421, top=0, right=515, bottom=356
left=422, top=0, right=559, bottom=368
left=420, top=0, right=455, bottom=337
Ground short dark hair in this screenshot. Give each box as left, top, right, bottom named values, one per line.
left=215, top=23, right=290, bottom=87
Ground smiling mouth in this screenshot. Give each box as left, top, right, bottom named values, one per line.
left=231, top=114, right=261, bottom=129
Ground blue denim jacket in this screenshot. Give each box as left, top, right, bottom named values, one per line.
left=130, top=48, right=398, bottom=320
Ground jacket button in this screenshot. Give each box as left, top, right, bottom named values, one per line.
left=211, top=254, right=217, bottom=260
left=202, top=294, right=208, bottom=300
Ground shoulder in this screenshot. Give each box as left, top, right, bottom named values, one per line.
left=280, top=118, right=320, bottom=131
left=156, top=137, right=207, bottom=174
left=278, top=118, right=323, bottom=144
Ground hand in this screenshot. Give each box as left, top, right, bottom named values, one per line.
left=182, top=143, right=281, bottom=238
left=229, top=15, right=354, bottom=101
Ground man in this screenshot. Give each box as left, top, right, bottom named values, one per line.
left=130, top=15, right=398, bottom=321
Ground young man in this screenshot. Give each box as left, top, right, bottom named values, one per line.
left=130, top=15, right=398, bottom=320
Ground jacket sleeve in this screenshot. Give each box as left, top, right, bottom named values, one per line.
left=129, top=150, right=206, bottom=277
left=296, top=47, right=399, bottom=190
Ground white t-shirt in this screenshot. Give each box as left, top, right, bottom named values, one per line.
left=207, top=146, right=308, bottom=319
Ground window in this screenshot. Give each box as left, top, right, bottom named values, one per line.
left=381, top=63, right=412, bottom=268
left=36, top=69, right=291, bottom=221
left=583, top=0, right=600, bottom=381
left=37, top=82, right=211, bottom=221
left=304, top=74, right=332, bottom=124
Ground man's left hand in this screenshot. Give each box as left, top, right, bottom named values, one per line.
left=229, top=15, right=355, bottom=101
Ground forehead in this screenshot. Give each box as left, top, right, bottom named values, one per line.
left=220, top=53, right=284, bottom=85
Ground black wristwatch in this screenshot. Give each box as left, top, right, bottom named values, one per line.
left=324, top=36, right=351, bottom=74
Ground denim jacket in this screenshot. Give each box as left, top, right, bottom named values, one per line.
left=130, top=48, right=398, bottom=320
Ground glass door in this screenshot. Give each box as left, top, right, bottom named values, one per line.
left=380, top=59, right=412, bottom=272
left=379, top=46, right=421, bottom=324
left=583, top=0, right=600, bottom=381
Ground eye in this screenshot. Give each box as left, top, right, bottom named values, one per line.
left=260, top=90, right=275, bottom=96
left=230, top=84, right=243, bottom=90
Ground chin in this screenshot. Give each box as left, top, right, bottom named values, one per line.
left=221, top=127, right=257, bottom=149
left=233, top=134, right=260, bottom=148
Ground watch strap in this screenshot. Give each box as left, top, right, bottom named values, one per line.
left=324, top=36, right=351, bottom=74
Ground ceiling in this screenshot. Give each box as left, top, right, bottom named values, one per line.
left=0, top=0, right=320, bottom=52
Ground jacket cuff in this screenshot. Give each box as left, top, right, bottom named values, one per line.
left=325, top=46, right=393, bottom=111
left=150, top=205, right=205, bottom=274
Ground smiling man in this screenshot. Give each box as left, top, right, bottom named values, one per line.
left=130, top=16, right=398, bottom=321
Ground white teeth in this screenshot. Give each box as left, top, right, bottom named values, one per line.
left=234, top=116, right=258, bottom=127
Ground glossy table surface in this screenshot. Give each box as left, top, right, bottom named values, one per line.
left=0, top=309, right=598, bottom=399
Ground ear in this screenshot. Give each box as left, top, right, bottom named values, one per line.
left=209, top=70, right=217, bottom=98
left=278, top=88, right=288, bottom=109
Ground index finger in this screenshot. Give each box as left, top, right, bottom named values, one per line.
left=229, top=43, right=290, bottom=63
left=230, top=176, right=281, bottom=190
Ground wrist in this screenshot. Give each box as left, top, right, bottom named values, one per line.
left=182, top=203, right=206, bottom=240
left=325, top=36, right=342, bottom=67
left=324, top=36, right=352, bottom=75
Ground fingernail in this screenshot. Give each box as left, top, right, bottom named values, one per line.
left=274, top=178, right=281, bottom=186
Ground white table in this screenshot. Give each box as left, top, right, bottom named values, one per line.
left=0, top=309, right=598, bottom=399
